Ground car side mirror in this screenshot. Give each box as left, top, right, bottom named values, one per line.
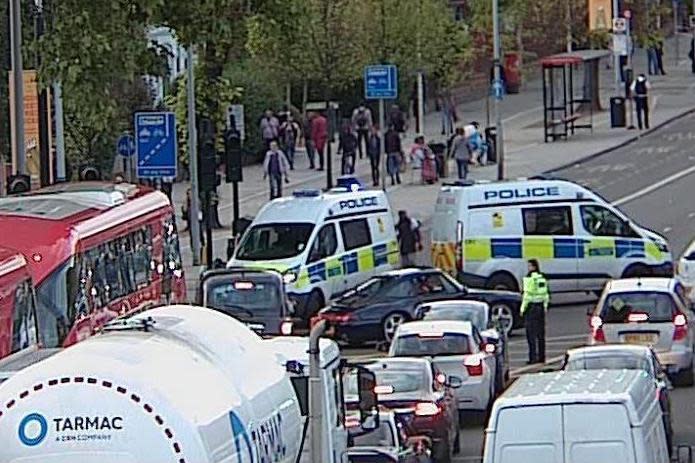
left=446, top=375, right=463, bottom=389
left=415, top=305, right=431, bottom=319
left=357, top=368, right=379, bottom=429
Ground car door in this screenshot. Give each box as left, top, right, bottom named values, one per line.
left=576, top=204, right=644, bottom=291
left=414, top=273, right=461, bottom=305
left=521, top=205, right=579, bottom=292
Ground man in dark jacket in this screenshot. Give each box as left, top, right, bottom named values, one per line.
left=396, top=210, right=422, bottom=267
left=338, top=124, right=358, bottom=175
left=366, top=125, right=381, bottom=186
left=385, top=126, right=402, bottom=186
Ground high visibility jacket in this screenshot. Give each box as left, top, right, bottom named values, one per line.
left=521, top=272, right=550, bottom=315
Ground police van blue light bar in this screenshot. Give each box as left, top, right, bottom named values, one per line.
left=336, top=175, right=364, bottom=192
left=293, top=189, right=322, bottom=198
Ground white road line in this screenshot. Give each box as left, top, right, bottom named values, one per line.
left=508, top=333, right=586, bottom=345
left=614, top=163, right=695, bottom=206
left=510, top=354, right=564, bottom=376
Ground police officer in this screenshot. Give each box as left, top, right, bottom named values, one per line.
left=630, top=73, right=651, bottom=130
left=521, top=259, right=550, bottom=364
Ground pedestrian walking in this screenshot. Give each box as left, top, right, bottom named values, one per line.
left=259, top=109, right=279, bottom=150
left=521, top=259, right=550, bottom=365
left=304, top=111, right=316, bottom=169
left=630, top=73, right=651, bottom=130
left=263, top=140, right=291, bottom=200
left=656, top=40, right=666, bottom=75
left=396, top=210, right=422, bottom=267
left=388, top=104, right=406, bottom=135
left=366, top=125, right=381, bottom=186
left=466, top=122, right=487, bottom=165
left=338, top=123, right=358, bottom=175
left=385, top=126, right=403, bottom=186
left=280, top=114, right=300, bottom=170
left=690, top=38, right=695, bottom=74
left=437, top=94, right=455, bottom=136
left=312, top=112, right=328, bottom=171
left=647, top=39, right=659, bottom=75
left=352, top=102, right=373, bottom=159
left=451, top=127, right=471, bottom=180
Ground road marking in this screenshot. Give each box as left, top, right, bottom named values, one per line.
left=508, top=333, right=586, bottom=345
left=689, top=212, right=695, bottom=219
left=664, top=226, right=673, bottom=233
left=614, top=163, right=695, bottom=206
left=510, top=354, right=564, bottom=376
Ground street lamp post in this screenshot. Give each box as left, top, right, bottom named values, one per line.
left=186, top=46, right=202, bottom=266
left=10, top=0, right=26, bottom=175
left=492, top=0, right=505, bottom=180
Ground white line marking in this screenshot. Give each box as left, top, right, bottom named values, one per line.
left=663, top=226, right=673, bottom=233
left=510, top=354, right=564, bottom=376
left=508, top=333, right=587, bottom=344
left=614, top=163, right=695, bottom=206
left=688, top=212, right=695, bottom=219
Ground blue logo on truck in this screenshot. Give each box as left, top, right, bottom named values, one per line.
left=18, top=413, right=48, bottom=446
left=229, top=410, right=288, bottom=463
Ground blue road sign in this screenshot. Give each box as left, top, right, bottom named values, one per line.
left=135, top=112, right=177, bottom=178
left=365, top=65, right=398, bottom=100
left=117, top=134, right=135, bottom=157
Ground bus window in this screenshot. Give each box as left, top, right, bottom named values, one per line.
left=11, top=280, right=38, bottom=353
left=163, top=216, right=182, bottom=276
left=35, top=259, right=73, bottom=348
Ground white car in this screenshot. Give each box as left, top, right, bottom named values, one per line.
left=677, top=239, right=695, bottom=300
left=388, top=320, right=497, bottom=417
left=588, top=278, right=695, bottom=386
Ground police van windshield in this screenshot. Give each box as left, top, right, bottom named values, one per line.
left=237, top=223, right=314, bottom=260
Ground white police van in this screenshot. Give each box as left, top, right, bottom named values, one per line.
left=228, top=185, right=398, bottom=323
left=431, top=179, right=672, bottom=294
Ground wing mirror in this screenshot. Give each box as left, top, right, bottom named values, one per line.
left=415, top=304, right=431, bottom=319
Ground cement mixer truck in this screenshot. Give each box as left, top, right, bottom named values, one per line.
left=0, top=304, right=378, bottom=463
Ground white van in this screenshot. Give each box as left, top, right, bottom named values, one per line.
left=483, top=369, right=670, bottom=463
left=229, top=188, right=398, bottom=322
left=431, top=179, right=672, bottom=293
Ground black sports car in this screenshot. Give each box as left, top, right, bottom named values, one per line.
left=315, top=267, right=522, bottom=344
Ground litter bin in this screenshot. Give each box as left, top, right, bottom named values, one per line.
left=610, top=97, right=626, bottom=128
left=484, top=127, right=497, bottom=164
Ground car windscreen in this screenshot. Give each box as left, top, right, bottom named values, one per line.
left=600, top=292, right=677, bottom=323
left=423, top=307, right=486, bottom=330
left=565, top=355, right=651, bottom=372
left=205, top=276, right=283, bottom=315
left=350, top=421, right=396, bottom=448
left=391, top=333, right=472, bottom=357
left=346, top=369, right=426, bottom=395
left=236, top=223, right=314, bottom=260
left=338, top=277, right=394, bottom=303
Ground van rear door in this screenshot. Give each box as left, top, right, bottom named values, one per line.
left=563, top=403, right=635, bottom=463
left=492, top=405, right=564, bottom=463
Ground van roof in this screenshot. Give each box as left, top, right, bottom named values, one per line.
left=253, top=189, right=390, bottom=224
left=437, top=179, right=600, bottom=209
left=490, top=370, right=655, bottom=427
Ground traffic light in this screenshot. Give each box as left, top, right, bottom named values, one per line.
left=198, top=118, right=218, bottom=193
left=7, top=174, right=30, bottom=195
left=224, top=128, right=243, bottom=183
left=79, top=166, right=101, bottom=181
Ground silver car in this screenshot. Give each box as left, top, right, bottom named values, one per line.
left=588, top=278, right=695, bottom=386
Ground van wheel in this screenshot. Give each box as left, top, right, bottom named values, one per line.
left=622, top=264, right=651, bottom=278
left=487, top=273, right=519, bottom=292
left=304, top=290, right=325, bottom=321
left=672, top=363, right=695, bottom=387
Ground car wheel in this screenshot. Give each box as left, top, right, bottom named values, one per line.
left=487, top=272, right=519, bottom=292
left=672, top=362, right=695, bottom=387
left=490, top=303, right=515, bottom=337
left=382, top=312, right=408, bottom=343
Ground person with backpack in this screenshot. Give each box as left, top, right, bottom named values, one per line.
left=385, top=125, right=403, bottom=186
left=279, top=114, right=300, bottom=170
left=630, top=73, right=651, bottom=130
left=338, top=123, right=358, bottom=175
left=351, top=102, right=373, bottom=160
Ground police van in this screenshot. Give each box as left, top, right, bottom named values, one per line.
left=228, top=187, right=399, bottom=323
left=431, top=179, right=672, bottom=295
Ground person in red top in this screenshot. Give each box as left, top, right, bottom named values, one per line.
left=311, top=112, right=328, bottom=171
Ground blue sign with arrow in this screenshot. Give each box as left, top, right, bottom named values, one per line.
left=365, top=65, right=398, bottom=100
left=117, top=134, right=135, bottom=158
left=135, top=112, right=177, bottom=178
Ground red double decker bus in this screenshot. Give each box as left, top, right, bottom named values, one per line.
left=0, top=248, right=38, bottom=359
left=0, top=182, right=185, bottom=355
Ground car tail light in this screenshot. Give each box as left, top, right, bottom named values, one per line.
left=464, top=356, right=484, bottom=376
left=590, top=316, right=605, bottom=343
left=628, top=312, right=649, bottom=323
left=414, top=402, right=440, bottom=416
left=321, top=312, right=352, bottom=324
left=673, top=313, right=688, bottom=341
left=280, top=321, right=293, bottom=335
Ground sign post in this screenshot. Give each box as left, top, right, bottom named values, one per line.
left=116, top=133, right=135, bottom=182
left=134, top=112, right=178, bottom=179
left=364, top=65, right=398, bottom=191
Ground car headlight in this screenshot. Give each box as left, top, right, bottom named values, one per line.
left=283, top=271, right=297, bottom=284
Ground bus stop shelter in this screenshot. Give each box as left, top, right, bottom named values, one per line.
left=541, top=49, right=610, bottom=142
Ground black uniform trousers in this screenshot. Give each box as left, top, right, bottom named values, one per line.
left=635, top=96, right=649, bottom=130
left=525, top=302, right=546, bottom=363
